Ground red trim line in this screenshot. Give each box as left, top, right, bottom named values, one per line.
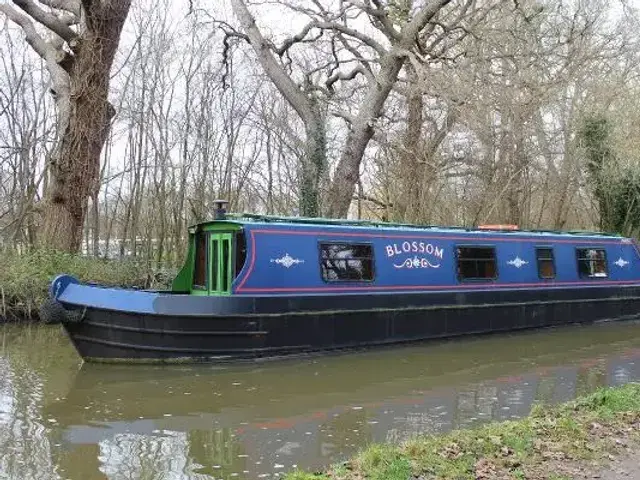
left=237, top=279, right=640, bottom=294
left=233, top=228, right=635, bottom=294
left=249, top=228, right=626, bottom=244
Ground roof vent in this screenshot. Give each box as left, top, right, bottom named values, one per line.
left=213, top=199, right=229, bottom=220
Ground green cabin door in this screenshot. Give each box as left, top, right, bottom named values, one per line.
left=209, top=233, right=233, bottom=295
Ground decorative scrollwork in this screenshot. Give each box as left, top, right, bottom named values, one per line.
left=393, top=256, right=441, bottom=269
left=614, top=257, right=630, bottom=268
left=270, top=253, right=305, bottom=268
left=507, top=257, right=528, bottom=268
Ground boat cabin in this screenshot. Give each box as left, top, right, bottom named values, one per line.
left=171, top=208, right=640, bottom=296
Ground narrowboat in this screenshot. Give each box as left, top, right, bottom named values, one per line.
left=44, top=201, right=640, bottom=363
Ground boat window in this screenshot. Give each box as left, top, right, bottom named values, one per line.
left=193, top=233, right=207, bottom=289
left=320, top=242, right=374, bottom=282
left=536, top=247, right=555, bottom=279
left=235, top=231, right=247, bottom=276
left=577, top=248, right=608, bottom=279
left=456, top=246, right=497, bottom=280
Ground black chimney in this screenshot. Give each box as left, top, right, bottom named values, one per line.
left=213, top=199, right=229, bottom=220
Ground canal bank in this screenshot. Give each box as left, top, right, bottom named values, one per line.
left=0, top=250, right=172, bottom=322
left=285, top=383, right=640, bottom=480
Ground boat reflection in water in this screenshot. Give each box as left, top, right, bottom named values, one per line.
left=46, top=323, right=640, bottom=480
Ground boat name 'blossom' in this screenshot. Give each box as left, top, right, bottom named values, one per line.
left=385, top=241, right=444, bottom=259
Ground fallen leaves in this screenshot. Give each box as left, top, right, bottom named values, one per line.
left=438, top=442, right=462, bottom=460
left=474, top=458, right=496, bottom=479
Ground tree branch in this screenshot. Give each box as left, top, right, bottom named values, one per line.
left=12, top=0, right=78, bottom=42
left=331, top=109, right=356, bottom=124
left=57, top=11, right=80, bottom=26
left=273, top=19, right=386, bottom=57
left=344, top=0, right=400, bottom=41
left=326, top=65, right=367, bottom=91
left=38, top=0, right=81, bottom=16
left=421, top=0, right=478, bottom=57
left=274, top=22, right=316, bottom=55
left=314, top=20, right=387, bottom=55
left=230, top=0, right=314, bottom=124
left=404, top=0, right=453, bottom=41
left=0, top=3, right=51, bottom=60
left=353, top=193, right=393, bottom=209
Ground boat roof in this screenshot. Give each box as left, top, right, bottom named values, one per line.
left=190, top=213, right=626, bottom=240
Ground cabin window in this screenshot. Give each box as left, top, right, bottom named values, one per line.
left=536, top=247, right=555, bottom=279
left=235, top=231, right=247, bottom=276
left=193, top=233, right=207, bottom=289
left=320, top=242, right=374, bottom=282
left=576, top=248, right=608, bottom=278
left=456, top=246, right=497, bottom=280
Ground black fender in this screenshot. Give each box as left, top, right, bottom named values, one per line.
left=39, top=298, right=68, bottom=324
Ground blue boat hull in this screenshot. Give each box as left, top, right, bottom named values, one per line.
left=55, top=282, right=640, bottom=363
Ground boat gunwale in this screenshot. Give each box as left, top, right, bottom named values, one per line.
left=56, top=282, right=640, bottom=318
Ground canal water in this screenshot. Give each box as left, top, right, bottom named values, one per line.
left=2, top=323, right=640, bottom=480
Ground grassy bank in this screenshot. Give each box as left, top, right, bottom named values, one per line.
left=0, top=250, right=174, bottom=321
left=287, top=383, right=640, bottom=480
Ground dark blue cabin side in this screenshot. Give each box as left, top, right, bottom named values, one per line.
left=233, top=223, right=640, bottom=294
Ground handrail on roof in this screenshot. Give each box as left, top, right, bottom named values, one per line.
left=225, top=212, right=475, bottom=231
left=219, top=212, right=620, bottom=237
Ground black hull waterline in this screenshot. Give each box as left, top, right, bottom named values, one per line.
left=60, top=285, right=640, bottom=363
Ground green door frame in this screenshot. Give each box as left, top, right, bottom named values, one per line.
left=209, top=232, right=233, bottom=295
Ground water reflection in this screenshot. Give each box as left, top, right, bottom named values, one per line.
left=0, top=325, right=79, bottom=480
left=2, top=323, right=640, bottom=479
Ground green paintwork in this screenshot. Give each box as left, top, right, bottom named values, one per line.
left=171, top=234, right=194, bottom=292
left=195, top=220, right=243, bottom=233
left=190, top=288, right=210, bottom=296
left=171, top=221, right=242, bottom=295
left=208, top=232, right=233, bottom=296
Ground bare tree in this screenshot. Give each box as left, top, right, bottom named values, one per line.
left=3, top=0, right=639, bottom=259
left=225, top=0, right=483, bottom=217
left=0, top=22, right=54, bottom=250
left=0, top=0, right=132, bottom=251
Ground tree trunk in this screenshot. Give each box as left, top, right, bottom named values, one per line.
left=325, top=57, right=404, bottom=218
left=300, top=111, right=326, bottom=217
left=395, top=69, right=423, bottom=221
left=40, top=0, right=132, bottom=252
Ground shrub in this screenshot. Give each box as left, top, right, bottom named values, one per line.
left=0, top=250, right=175, bottom=321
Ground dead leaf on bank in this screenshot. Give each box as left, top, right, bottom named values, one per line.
left=590, top=422, right=603, bottom=431
left=500, top=445, right=513, bottom=457
left=474, top=458, right=496, bottom=480
left=542, top=450, right=566, bottom=460
left=439, top=442, right=462, bottom=459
